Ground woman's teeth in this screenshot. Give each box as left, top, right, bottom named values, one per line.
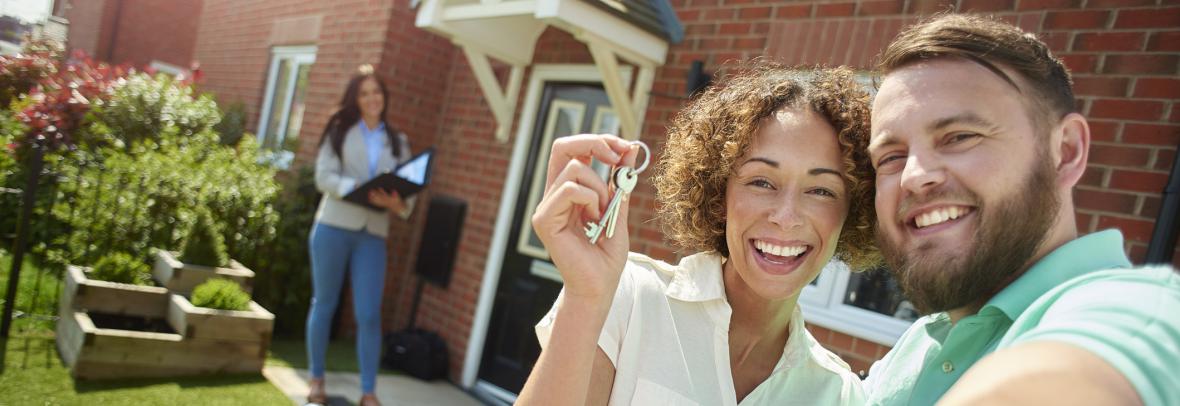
left=755, top=240, right=806, bottom=257
left=915, top=206, right=967, bottom=228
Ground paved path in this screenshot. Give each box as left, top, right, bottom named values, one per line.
left=263, top=365, right=484, bottom=406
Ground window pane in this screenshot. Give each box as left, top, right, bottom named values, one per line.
left=283, top=63, right=312, bottom=153
left=263, top=59, right=294, bottom=150
left=842, top=267, right=918, bottom=322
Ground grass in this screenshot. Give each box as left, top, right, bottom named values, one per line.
left=0, top=250, right=292, bottom=405
left=0, top=248, right=61, bottom=334
left=267, top=337, right=400, bottom=375
left=0, top=335, right=291, bottom=405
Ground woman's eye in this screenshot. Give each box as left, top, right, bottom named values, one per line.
left=810, top=188, right=837, bottom=198
left=747, top=179, right=773, bottom=189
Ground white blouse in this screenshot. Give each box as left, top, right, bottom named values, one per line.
left=536, top=252, right=866, bottom=406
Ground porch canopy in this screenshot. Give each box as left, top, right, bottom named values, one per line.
left=416, top=0, right=683, bottom=141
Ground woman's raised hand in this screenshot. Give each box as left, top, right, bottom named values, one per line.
left=532, top=134, right=639, bottom=301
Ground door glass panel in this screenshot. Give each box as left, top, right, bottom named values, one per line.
left=516, top=99, right=586, bottom=261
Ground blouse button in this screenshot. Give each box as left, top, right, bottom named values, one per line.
left=942, top=361, right=954, bottom=373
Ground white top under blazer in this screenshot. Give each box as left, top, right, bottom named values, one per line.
left=313, top=122, right=412, bottom=238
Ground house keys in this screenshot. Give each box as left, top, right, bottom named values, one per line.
left=585, top=141, right=650, bottom=244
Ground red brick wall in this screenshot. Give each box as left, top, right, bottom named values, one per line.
left=111, top=0, right=203, bottom=68
left=64, top=0, right=203, bottom=68
left=403, top=0, right=1179, bottom=381
left=63, top=0, right=115, bottom=60
left=194, top=0, right=398, bottom=144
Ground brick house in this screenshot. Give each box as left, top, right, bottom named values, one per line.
left=60, top=0, right=1178, bottom=402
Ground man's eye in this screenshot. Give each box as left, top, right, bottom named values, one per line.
left=947, top=132, right=979, bottom=144
left=877, top=154, right=904, bottom=168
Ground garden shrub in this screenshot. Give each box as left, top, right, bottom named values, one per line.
left=215, top=101, right=248, bottom=146
left=86, top=73, right=221, bottom=149
left=248, top=166, right=318, bottom=337
left=190, top=278, right=250, bottom=311
left=90, top=252, right=152, bottom=286
left=180, top=209, right=228, bottom=268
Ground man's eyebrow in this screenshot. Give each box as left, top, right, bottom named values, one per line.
left=869, top=112, right=1000, bottom=153
left=929, top=113, right=998, bottom=133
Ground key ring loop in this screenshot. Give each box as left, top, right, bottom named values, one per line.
left=631, top=141, right=651, bottom=174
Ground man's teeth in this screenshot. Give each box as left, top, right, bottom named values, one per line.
left=755, top=240, right=806, bottom=257
left=915, top=206, right=967, bottom=228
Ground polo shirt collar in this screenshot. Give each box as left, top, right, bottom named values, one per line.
left=984, top=229, right=1132, bottom=320
left=664, top=252, right=727, bottom=302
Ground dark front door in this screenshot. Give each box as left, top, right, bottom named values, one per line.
left=478, top=83, right=617, bottom=393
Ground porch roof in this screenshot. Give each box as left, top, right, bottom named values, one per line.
left=415, top=0, right=682, bottom=141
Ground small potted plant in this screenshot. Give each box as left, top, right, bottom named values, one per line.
left=153, top=209, right=254, bottom=294
left=166, top=278, right=275, bottom=373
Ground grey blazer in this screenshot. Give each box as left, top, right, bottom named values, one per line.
left=313, top=122, right=413, bottom=238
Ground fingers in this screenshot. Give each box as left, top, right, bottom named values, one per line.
left=546, top=134, right=634, bottom=189
left=532, top=181, right=602, bottom=239
left=545, top=158, right=611, bottom=211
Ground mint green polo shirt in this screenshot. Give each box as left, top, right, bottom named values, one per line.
left=863, top=230, right=1180, bottom=405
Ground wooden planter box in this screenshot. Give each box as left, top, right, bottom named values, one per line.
left=152, top=249, right=254, bottom=295
left=56, top=310, right=268, bottom=380
left=59, top=265, right=170, bottom=319
left=166, top=294, right=274, bottom=368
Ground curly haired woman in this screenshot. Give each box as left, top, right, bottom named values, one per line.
left=517, top=63, right=879, bottom=405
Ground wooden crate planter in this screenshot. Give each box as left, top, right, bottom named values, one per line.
left=152, top=249, right=254, bottom=295
left=56, top=310, right=266, bottom=380
left=60, top=265, right=170, bottom=319
left=166, top=294, right=274, bottom=368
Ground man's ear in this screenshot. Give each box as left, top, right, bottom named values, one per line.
left=1054, top=112, right=1090, bottom=189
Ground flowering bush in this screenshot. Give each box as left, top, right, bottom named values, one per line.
left=0, top=39, right=58, bottom=108
left=10, top=49, right=130, bottom=151
left=86, top=73, right=221, bottom=149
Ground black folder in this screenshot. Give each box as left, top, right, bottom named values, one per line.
left=344, top=147, right=435, bottom=210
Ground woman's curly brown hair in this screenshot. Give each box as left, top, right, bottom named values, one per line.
left=653, top=62, right=881, bottom=270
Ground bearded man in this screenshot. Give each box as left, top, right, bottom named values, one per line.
left=863, top=13, right=1180, bottom=406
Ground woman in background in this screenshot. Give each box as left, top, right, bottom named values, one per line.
left=306, top=65, right=413, bottom=406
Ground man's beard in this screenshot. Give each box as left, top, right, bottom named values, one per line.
left=878, top=159, right=1060, bottom=315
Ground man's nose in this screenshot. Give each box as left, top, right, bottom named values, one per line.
left=900, top=152, right=946, bottom=195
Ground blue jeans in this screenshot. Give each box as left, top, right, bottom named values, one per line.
left=306, top=223, right=387, bottom=393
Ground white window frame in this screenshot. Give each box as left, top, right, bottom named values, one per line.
left=257, top=45, right=317, bottom=168
left=799, top=262, right=913, bottom=346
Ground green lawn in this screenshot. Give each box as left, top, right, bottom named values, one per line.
left=267, top=337, right=400, bottom=375
left=0, top=250, right=292, bottom=405
left=0, top=334, right=290, bottom=405
left=0, top=249, right=60, bottom=334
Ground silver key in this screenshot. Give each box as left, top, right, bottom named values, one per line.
left=584, top=141, right=650, bottom=244
left=585, top=167, right=636, bottom=244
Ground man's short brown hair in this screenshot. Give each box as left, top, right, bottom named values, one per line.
left=878, top=13, right=1076, bottom=130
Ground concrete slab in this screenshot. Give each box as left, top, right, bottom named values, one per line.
left=263, top=365, right=484, bottom=406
